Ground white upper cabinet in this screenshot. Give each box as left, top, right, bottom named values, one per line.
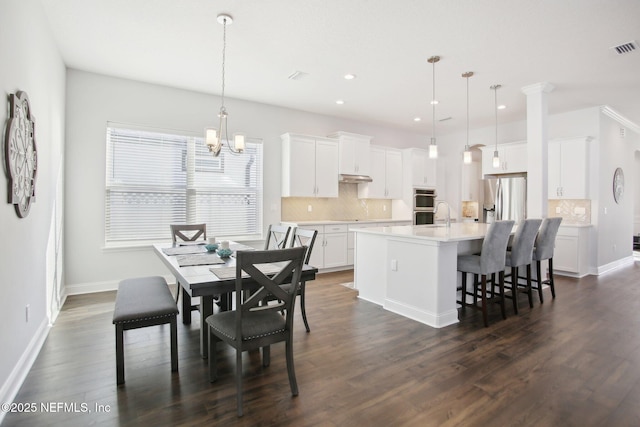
left=328, top=131, right=371, bottom=176
left=481, top=142, right=527, bottom=176
left=404, top=148, right=437, bottom=188
left=358, top=146, right=403, bottom=199
left=281, top=133, right=339, bottom=198
left=460, top=161, right=480, bottom=201
left=548, top=137, right=590, bottom=199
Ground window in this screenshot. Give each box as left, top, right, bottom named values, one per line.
left=105, top=125, right=263, bottom=245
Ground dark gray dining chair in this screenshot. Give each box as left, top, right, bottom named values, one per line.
left=170, top=223, right=207, bottom=309
left=206, top=246, right=306, bottom=417
left=503, top=218, right=543, bottom=314
left=264, top=224, right=292, bottom=250
left=287, top=227, right=318, bottom=332
left=457, top=220, right=515, bottom=327
left=531, top=217, right=563, bottom=303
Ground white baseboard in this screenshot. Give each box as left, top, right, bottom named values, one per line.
left=0, top=318, right=50, bottom=425
left=65, top=275, right=176, bottom=295
left=596, top=256, right=635, bottom=275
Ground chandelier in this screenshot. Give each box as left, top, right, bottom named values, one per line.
left=206, top=14, right=245, bottom=157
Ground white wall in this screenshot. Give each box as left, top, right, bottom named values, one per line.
left=64, top=70, right=426, bottom=293
left=0, top=0, right=66, bottom=415
left=595, top=111, right=639, bottom=269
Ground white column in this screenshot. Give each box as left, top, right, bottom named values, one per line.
left=521, top=82, right=554, bottom=218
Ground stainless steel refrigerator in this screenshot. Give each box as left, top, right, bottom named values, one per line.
left=483, top=175, right=527, bottom=223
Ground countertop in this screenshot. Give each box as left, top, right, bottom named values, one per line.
left=281, top=219, right=411, bottom=225
left=353, top=222, right=500, bottom=242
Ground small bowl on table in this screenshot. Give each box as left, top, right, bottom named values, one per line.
left=217, top=248, right=233, bottom=258
left=205, top=243, right=219, bottom=252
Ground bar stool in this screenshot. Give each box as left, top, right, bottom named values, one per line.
left=532, top=217, right=563, bottom=303
left=457, top=220, right=514, bottom=327
left=503, top=218, right=542, bottom=314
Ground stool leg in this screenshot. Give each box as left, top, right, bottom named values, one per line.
left=460, top=272, right=467, bottom=309
left=473, top=274, right=479, bottom=307
left=526, top=264, right=533, bottom=308
left=548, top=258, right=556, bottom=298
left=499, top=270, right=506, bottom=320
left=170, top=316, right=178, bottom=372
left=511, top=267, right=519, bottom=315
left=116, top=324, right=125, bottom=385
left=536, top=261, right=544, bottom=304
left=481, top=274, right=488, bottom=327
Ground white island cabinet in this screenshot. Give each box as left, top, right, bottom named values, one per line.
left=354, top=223, right=511, bottom=328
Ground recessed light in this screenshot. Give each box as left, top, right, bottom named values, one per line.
left=430, top=100, right=439, bottom=105
left=414, top=117, right=422, bottom=122
left=336, top=100, right=345, bottom=105
left=498, top=105, right=506, bottom=110
left=344, top=74, right=356, bottom=80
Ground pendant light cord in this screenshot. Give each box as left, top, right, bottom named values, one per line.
left=494, top=86, right=498, bottom=150
left=220, top=17, right=227, bottom=111
left=466, top=76, right=469, bottom=146
left=432, top=59, right=436, bottom=140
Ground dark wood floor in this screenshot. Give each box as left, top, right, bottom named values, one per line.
left=5, top=264, right=640, bottom=426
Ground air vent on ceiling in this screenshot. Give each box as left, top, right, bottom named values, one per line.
left=288, top=70, right=309, bottom=81
left=610, top=41, right=637, bottom=55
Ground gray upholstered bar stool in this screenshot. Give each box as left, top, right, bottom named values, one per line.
left=503, top=218, right=543, bottom=314
left=531, top=217, right=563, bottom=303
left=457, top=220, right=515, bottom=327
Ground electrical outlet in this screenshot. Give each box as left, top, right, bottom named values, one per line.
left=383, top=205, right=387, bottom=212
left=25, top=304, right=30, bottom=322
left=391, top=259, right=398, bottom=271
left=307, top=205, right=312, bottom=212
left=555, top=207, right=561, bottom=214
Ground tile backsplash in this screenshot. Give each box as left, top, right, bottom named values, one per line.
left=547, top=199, right=591, bottom=224
left=281, top=183, right=392, bottom=221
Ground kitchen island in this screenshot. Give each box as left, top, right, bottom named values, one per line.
left=353, top=222, right=501, bottom=328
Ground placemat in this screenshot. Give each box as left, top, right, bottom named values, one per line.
left=176, top=253, right=226, bottom=267
left=162, top=246, right=207, bottom=256
left=210, top=263, right=282, bottom=280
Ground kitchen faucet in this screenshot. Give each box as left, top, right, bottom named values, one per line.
left=434, top=201, right=451, bottom=228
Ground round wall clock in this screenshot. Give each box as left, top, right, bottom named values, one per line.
left=4, top=91, right=37, bottom=218
left=613, top=167, right=624, bottom=204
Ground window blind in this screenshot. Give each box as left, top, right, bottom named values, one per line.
left=105, top=126, right=263, bottom=244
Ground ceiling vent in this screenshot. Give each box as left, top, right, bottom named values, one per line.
left=610, top=41, right=637, bottom=55
left=288, top=70, right=309, bottom=81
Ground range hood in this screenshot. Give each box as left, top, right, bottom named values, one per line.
left=339, top=173, right=373, bottom=183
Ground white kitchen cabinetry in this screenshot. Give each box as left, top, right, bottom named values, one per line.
left=481, top=142, right=527, bottom=176
left=358, top=146, right=403, bottom=199
left=328, top=131, right=371, bottom=176
left=548, top=137, right=590, bottom=199
left=281, top=133, right=339, bottom=198
left=460, top=161, right=480, bottom=201
left=305, top=224, right=348, bottom=270
left=553, top=225, right=590, bottom=277
left=403, top=148, right=437, bottom=188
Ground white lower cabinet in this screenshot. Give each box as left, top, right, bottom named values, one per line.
left=553, top=226, right=590, bottom=277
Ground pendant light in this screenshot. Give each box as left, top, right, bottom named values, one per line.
left=205, top=14, right=245, bottom=157
left=462, top=71, right=474, bottom=164
left=427, top=56, right=440, bottom=159
left=490, top=84, right=502, bottom=168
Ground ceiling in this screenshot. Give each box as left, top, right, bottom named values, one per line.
left=39, top=0, right=640, bottom=135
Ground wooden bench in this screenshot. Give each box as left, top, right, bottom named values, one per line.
left=112, top=276, right=179, bottom=385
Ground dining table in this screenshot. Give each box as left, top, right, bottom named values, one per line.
left=153, top=241, right=318, bottom=358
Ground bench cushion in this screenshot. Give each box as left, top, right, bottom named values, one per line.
left=113, top=276, right=178, bottom=324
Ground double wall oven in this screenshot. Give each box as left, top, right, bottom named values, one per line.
left=413, top=188, right=436, bottom=225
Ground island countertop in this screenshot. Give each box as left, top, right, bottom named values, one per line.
left=353, top=222, right=498, bottom=242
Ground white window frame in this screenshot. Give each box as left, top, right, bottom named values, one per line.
left=104, top=123, right=263, bottom=247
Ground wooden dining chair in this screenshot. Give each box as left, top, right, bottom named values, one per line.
left=206, top=246, right=306, bottom=417
left=264, top=224, right=291, bottom=250
left=170, top=223, right=207, bottom=310
left=288, top=227, right=318, bottom=332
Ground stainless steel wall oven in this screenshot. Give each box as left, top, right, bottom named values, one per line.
left=413, top=188, right=436, bottom=225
